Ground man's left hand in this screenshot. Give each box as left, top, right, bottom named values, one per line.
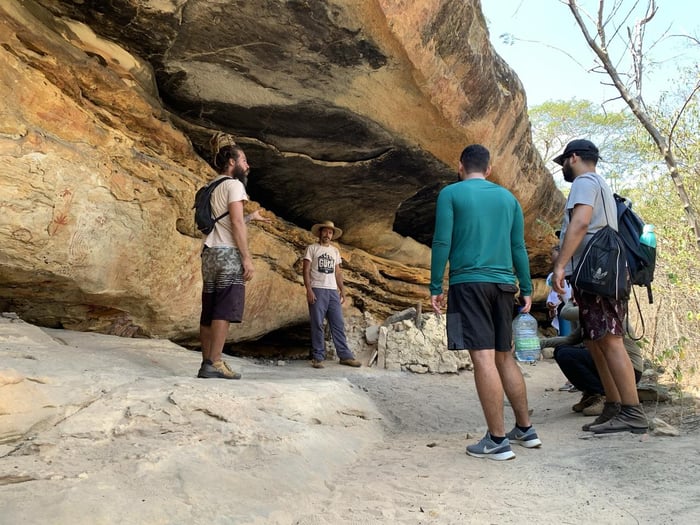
left=519, top=295, right=533, bottom=313
left=431, top=294, right=445, bottom=315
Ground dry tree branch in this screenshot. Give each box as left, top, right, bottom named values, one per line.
left=566, top=0, right=700, bottom=249
left=669, top=80, right=700, bottom=146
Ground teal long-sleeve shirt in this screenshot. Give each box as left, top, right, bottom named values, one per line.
left=430, top=178, right=532, bottom=296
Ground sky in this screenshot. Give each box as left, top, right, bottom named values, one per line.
left=481, top=0, right=700, bottom=108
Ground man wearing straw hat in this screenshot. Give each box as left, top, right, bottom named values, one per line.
left=303, top=220, right=361, bottom=369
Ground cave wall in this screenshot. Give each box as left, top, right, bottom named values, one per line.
left=0, top=0, right=563, bottom=343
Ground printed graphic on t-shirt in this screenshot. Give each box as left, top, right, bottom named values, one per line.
left=317, top=253, right=335, bottom=274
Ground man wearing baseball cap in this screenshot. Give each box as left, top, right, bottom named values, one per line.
left=552, top=138, right=601, bottom=168
left=302, top=220, right=361, bottom=368
left=552, top=139, right=648, bottom=434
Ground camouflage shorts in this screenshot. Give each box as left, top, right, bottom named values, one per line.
left=201, top=246, right=244, bottom=291
left=572, top=286, right=627, bottom=341
left=200, top=246, right=245, bottom=325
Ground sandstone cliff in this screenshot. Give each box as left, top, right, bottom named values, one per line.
left=0, top=0, right=564, bottom=345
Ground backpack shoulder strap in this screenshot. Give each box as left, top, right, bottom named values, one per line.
left=210, top=176, right=234, bottom=222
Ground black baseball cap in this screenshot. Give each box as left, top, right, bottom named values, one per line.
left=553, top=139, right=600, bottom=165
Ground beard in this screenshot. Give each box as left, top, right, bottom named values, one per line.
left=234, top=165, right=249, bottom=187
left=562, top=163, right=575, bottom=183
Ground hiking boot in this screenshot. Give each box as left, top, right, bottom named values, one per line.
left=572, top=392, right=602, bottom=413
left=197, top=360, right=241, bottom=380
left=582, top=402, right=621, bottom=431
left=588, top=404, right=648, bottom=434
left=197, top=359, right=212, bottom=377
left=466, top=433, right=515, bottom=461
left=582, top=396, right=606, bottom=416
left=506, top=426, right=542, bottom=448
left=339, top=358, right=361, bottom=367
left=311, top=360, right=325, bottom=369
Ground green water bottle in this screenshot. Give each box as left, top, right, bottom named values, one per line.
left=640, top=224, right=656, bottom=248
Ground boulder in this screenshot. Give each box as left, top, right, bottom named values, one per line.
left=379, top=314, right=472, bottom=373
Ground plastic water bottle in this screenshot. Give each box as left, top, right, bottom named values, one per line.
left=513, top=312, right=540, bottom=363
left=558, top=317, right=572, bottom=336
left=640, top=224, right=656, bottom=248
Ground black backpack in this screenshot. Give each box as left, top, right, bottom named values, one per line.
left=614, top=194, right=656, bottom=303
left=193, top=177, right=232, bottom=235
left=571, top=225, right=631, bottom=301
left=570, top=181, right=631, bottom=301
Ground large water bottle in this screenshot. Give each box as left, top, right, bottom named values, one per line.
left=640, top=224, right=656, bottom=248
left=513, top=312, right=540, bottom=363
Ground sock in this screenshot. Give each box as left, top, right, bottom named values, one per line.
left=516, top=424, right=531, bottom=433
left=490, top=434, right=506, bottom=444
left=202, top=359, right=213, bottom=366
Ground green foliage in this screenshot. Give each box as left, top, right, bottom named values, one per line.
left=652, top=338, right=688, bottom=387
left=529, top=99, right=642, bottom=191
left=609, top=150, right=700, bottom=389
left=530, top=99, right=635, bottom=158
left=648, top=68, right=700, bottom=166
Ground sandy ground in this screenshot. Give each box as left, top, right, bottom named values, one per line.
left=272, top=360, right=700, bottom=524
left=2, top=318, right=699, bottom=524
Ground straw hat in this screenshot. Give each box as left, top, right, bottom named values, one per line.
left=311, top=220, right=342, bottom=239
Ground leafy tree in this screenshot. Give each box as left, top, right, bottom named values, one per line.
left=529, top=99, right=640, bottom=191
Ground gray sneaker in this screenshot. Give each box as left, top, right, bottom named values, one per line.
left=588, top=404, right=648, bottom=434
left=506, top=426, right=542, bottom=448
left=466, top=433, right=515, bottom=461
left=582, top=401, right=621, bottom=431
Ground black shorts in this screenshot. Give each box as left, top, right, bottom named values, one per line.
left=200, top=246, right=246, bottom=326
left=446, top=282, right=518, bottom=351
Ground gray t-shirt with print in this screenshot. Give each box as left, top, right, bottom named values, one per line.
left=560, top=172, right=618, bottom=275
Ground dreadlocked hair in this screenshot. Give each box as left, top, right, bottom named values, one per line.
left=209, top=132, right=243, bottom=172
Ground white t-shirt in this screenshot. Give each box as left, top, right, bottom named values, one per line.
left=204, top=176, right=249, bottom=248
left=546, top=272, right=572, bottom=305
left=546, top=271, right=572, bottom=332
left=304, top=243, right=342, bottom=290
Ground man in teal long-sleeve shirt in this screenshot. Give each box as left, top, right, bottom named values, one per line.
left=430, top=144, right=541, bottom=461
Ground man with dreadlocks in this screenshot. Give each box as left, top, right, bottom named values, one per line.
left=197, top=133, right=266, bottom=380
